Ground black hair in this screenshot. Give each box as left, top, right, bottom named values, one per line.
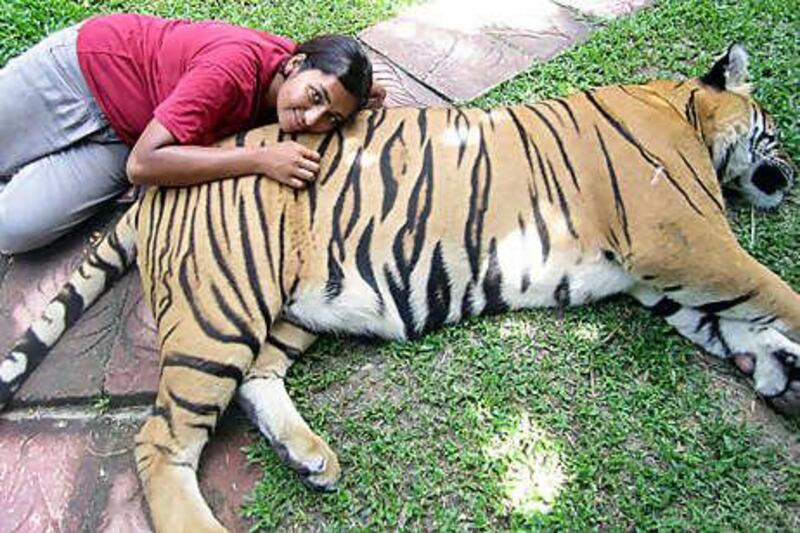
left=295, top=35, right=373, bottom=109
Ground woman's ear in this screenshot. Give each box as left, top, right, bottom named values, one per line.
left=365, top=81, right=387, bottom=109
left=283, top=53, right=307, bottom=77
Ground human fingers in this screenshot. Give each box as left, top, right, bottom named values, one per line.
left=292, top=167, right=316, bottom=182
left=297, top=156, right=320, bottom=176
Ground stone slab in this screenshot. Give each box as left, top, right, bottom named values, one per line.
left=0, top=226, right=126, bottom=406
left=0, top=418, right=92, bottom=531
left=104, top=270, right=159, bottom=401
left=363, top=47, right=449, bottom=107
left=359, top=0, right=589, bottom=102
left=198, top=415, right=263, bottom=533
left=97, top=469, right=152, bottom=532
left=558, top=0, right=654, bottom=18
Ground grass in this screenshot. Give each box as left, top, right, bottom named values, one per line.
left=3, top=0, right=798, bottom=530
left=242, top=1, right=800, bottom=530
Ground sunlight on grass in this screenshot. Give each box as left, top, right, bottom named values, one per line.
left=485, top=413, right=568, bottom=516
left=571, top=321, right=604, bottom=344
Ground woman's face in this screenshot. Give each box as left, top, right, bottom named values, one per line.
left=276, top=64, right=359, bottom=134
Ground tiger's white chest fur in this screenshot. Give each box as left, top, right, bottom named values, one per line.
left=284, top=225, right=633, bottom=340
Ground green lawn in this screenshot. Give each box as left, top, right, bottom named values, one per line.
left=3, top=0, right=798, bottom=530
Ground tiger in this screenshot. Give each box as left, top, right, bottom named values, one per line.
left=0, top=44, right=797, bottom=532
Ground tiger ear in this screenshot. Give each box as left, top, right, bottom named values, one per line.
left=701, top=44, right=750, bottom=94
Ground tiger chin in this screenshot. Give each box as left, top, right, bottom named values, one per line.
left=0, top=44, right=797, bottom=532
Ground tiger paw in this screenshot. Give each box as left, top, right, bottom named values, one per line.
left=758, top=348, right=800, bottom=415
left=736, top=339, right=800, bottom=415
left=276, top=431, right=341, bottom=491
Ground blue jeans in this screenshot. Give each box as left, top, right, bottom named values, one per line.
left=0, top=23, right=131, bottom=254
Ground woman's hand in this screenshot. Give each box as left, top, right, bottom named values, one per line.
left=259, top=141, right=321, bottom=188
left=128, top=119, right=323, bottom=188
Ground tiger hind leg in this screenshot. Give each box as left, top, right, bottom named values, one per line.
left=632, top=283, right=800, bottom=413
left=135, top=338, right=255, bottom=532
left=237, top=319, right=341, bottom=490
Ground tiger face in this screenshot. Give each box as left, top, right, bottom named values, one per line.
left=695, top=44, right=795, bottom=208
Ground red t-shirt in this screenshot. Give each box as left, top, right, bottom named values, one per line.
left=77, top=14, right=296, bottom=146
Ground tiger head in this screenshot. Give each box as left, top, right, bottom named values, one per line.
left=691, top=44, right=796, bottom=208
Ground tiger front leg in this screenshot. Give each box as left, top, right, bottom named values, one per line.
left=237, top=320, right=341, bottom=490
left=135, top=340, right=255, bottom=533
left=631, top=283, right=800, bottom=414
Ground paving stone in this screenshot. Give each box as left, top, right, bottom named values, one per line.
left=558, top=0, right=653, bottom=18
left=363, top=48, right=449, bottom=107
left=0, top=228, right=127, bottom=406
left=199, top=415, right=263, bottom=533
left=359, top=0, right=589, bottom=102
left=97, top=469, right=151, bottom=532
left=104, top=270, right=159, bottom=402
left=0, top=418, right=92, bottom=531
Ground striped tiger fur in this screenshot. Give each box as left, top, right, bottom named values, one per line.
left=1, top=44, right=798, bottom=532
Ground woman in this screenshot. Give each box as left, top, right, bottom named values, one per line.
left=0, top=13, right=385, bottom=254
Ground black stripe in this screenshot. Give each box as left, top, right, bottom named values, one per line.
left=595, top=126, right=631, bottom=246
left=548, top=158, right=579, bottom=239
left=151, top=404, right=176, bottom=440
left=394, top=140, right=435, bottom=273
left=364, top=108, right=387, bottom=148
left=320, top=130, right=344, bottom=185
left=356, top=218, right=384, bottom=312
left=685, top=89, right=700, bottom=130
left=167, top=388, right=221, bottom=418
left=1, top=330, right=49, bottom=397
left=618, top=85, right=664, bottom=110
left=695, top=291, right=757, bottom=314
left=254, top=180, right=277, bottom=284
left=325, top=249, right=344, bottom=301
left=217, top=180, right=233, bottom=251
left=177, top=259, right=259, bottom=357
left=525, top=104, right=580, bottom=191
left=146, top=189, right=166, bottom=308
left=696, top=314, right=732, bottom=356
left=170, top=188, right=193, bottom=278
left=539, top=101, right=565, bottom=127
left=483, top=238, right=508, bottom=315
left=163, top=353, right=244, bottom=386
left=342, top=149, right=363, bottom=242
left=506, top=108, right=537, bottom=190
left=239, top=199, right=273, bottom=327
left=329, top=148, right=364, bottom=262
left=649, top=297, right=681, bottom=317
left=235, top=131, right=247, bottom=147
left=455, top=109, right=471, bottom=167
left=464, top=126, right=492, bottom=280
left=385, top=140, right=436, bottom=338
left=205, top=188, right=254, bottom=320
left=385, top=265, right=414, bottom=338
left=266, top=334, right=302, bottom=359
left=553, top=98, right=580, bottom=133
left=417, top=108, right=428, bottom=147
left=380, top=121, right=404, bottom=221
left=531, top=141, right=553, bottom=203
left=678, top=151, right=724, bottom=213
left=554, top=276, right=570, bottom=307
left=528, top=183, right=550, bottom=264
left=278, top=209, right=288, bottom=302
left=424, top=241, right=451, bottom=332
left=584, top=90, right=704, bottom=217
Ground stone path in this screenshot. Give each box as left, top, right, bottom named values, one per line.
left=0, top=1, right=651, bottom=530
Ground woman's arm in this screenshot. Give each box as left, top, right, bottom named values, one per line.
left=126, top=119, right=320, bottom=188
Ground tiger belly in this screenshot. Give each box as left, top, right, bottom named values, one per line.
left=284, top=236, right=633, bottom=341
